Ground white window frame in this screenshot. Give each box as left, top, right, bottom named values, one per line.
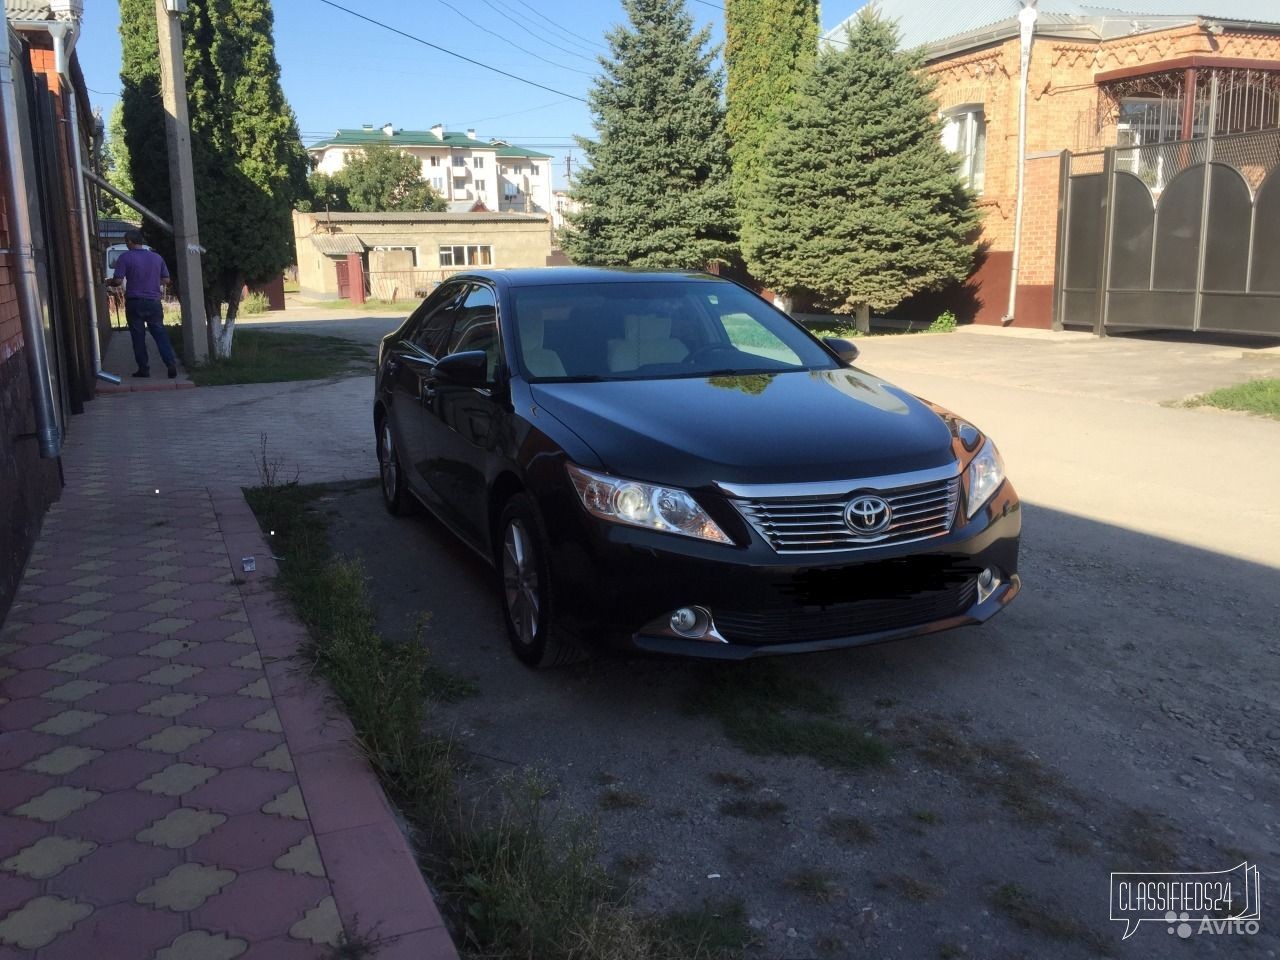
left=438, top=244, right=494, bottom=268
left=372, top=245, right=418, bottom=267
left=941, top=104, right=986, bottom=194
left=452, top=154, right=466, bottom=167
left=474, top=155, right=485, bottom=169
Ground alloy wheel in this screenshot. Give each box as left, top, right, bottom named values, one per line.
left=503, top=519, right=540, bottom=646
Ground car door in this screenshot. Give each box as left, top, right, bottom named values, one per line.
left=385, top=283, right=466, bottom=502
left=424, top=282, right=505, bottom=547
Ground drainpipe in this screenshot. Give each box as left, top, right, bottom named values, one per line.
left=19, top=13, right=118, bottom=384
left=1003, top=0, right=1038, bottom=326
left=1, top=14, right=61, bottom=457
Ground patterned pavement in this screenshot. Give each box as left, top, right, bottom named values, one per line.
left=0, top=344, right=455, bottom=959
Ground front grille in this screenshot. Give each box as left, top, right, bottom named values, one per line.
left=735, top=476, right=960, bottom=554
left=714, top=578, right=978, bottom=646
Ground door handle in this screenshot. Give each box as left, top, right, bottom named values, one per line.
left=385, top=358, right=398, bottom=376
left=421, top=380, right=437, bottom=404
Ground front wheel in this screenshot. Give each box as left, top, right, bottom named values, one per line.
left=378, top=420, right=411, bottom=515
left=498, top=494, right=576, bottom=668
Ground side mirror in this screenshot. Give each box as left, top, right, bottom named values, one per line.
left=434, top=350, right=489, bottom=387
left=824, top=337, right=860, bottom=365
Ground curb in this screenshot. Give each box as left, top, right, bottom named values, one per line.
left=208, top=485, right=460, bottom=960
left=96, top=379, right=196, bottom=394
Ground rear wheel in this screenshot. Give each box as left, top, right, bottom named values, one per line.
left=378, top=420, right=411, bottom=515
left=498, top=494, right=576, bottom=667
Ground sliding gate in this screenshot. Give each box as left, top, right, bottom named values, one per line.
left=1057, top=125, right=1280, bottom=336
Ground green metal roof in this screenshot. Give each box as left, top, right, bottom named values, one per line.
left=308, top=127, right=550, bottom=159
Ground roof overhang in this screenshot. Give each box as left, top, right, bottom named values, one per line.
left=1096, top=53, right=1280, bottom=83
left=309, top=234, right=366, bottom=256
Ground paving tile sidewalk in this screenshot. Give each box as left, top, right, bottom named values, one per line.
left=0, top=380, right=457, bottom=958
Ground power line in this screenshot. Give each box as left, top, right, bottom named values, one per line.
left=489, top=0, right=610, bottom=55
left=476, top=0, right=602, bottom=63
left=429, top=0, right=596, bottom=75
left=315, top=0, right=587, bottom=102
left=450, top=98, right=577, bottom=127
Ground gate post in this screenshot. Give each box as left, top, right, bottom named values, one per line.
left=1093, top=147, right=1116, bottom=337
left=345, top=253, right=366, bottom=305
left=1051, top=149, right=1070, bottom=331
left=1192, top=71, right=1220, bottom=333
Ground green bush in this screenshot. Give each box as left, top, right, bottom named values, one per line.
left=929, top=310, right=957, bottom=333
left=241, top=291, right=270, bottom=315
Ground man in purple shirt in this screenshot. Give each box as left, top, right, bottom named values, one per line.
left=107, top=230, right=178, bottom=379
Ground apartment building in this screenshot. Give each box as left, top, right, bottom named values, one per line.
left=308, top=124, right=554, bottom=219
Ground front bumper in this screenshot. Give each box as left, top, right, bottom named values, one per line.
left=545, top=481, right=1022, bottom=659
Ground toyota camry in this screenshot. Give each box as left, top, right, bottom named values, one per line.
left=374, top=268, right=1020, bottom=666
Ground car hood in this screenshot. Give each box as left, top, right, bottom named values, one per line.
left=528, top=368, right=957, bottom=489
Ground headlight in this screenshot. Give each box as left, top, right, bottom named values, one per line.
left=966, top=439, right=1006, bottom=518
left=566, top=464, right=731, bottom=544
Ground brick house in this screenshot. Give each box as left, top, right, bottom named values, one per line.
left=308, top=124, right=555, bottom=220
left=2, top=0, right=108, bottom=617
left=824, top=1, right=1280, bottom=328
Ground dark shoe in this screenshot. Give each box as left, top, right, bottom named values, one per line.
left=132, top=369, right=150, bottom=378
left=167, top=365, right=177, bottom=379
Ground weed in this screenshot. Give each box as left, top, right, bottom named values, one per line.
left=686, top=663, right=890, bottom=771
left=878, top=872, right=942, bottom=902
left=928, top=310, right=958, bottom=333
left=1114, top=808, right=1178, bottom=867
left=615, top=851, right=655, bottom=876
left=816, top=936, right=846, bottom=955
left=912, top=809, right=941, bottom=825
left=990, top=883, right=1112, bottom=955
left=874, top=696, right=896, bottom=708
left=241, top=291, right=270, bottom=315
left=326, top=929, right=378, bottom=959
left=709, top=770, right=755, bottom=791
left=658, top=898, right=752, bottom=958
left=1185, top=378, right=1280, bottom=420
left=824, top=814, right=876, bottom=845
left=595, top=771, right=619, bottom=786
left=719, top=797, right=786, bottom=821
left=786, top=867, right=842, bottom=903
left=938, top=942, right=966, bottom=959
left=600, top=789, right=645, bottom=811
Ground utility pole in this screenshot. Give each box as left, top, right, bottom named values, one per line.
left=154, top=0, right=208, bottom=363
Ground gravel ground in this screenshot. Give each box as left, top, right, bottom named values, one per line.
left=306, top=328, right=1279, bottom=959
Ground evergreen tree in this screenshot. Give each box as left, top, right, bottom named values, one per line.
left=745, top=12, right=978, bottom=326
left=119, top=0, right=309, bottom=356
left=724, top=0, right=818, bottom=271
left=333, top=144, right=447, bottom=213
left=562, top=0, right=735, bottom=269
left=99, top=102, right=135, bottom=220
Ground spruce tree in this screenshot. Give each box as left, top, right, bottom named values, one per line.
left=119, top=0, right=309, bottom=356
left=562, top=0, right=735, bottom=269
left=745, top=12, right=978, bottom=325
left=724, top=0, right=818, bottom=271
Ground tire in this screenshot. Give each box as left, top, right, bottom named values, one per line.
left=377, top=419, right=411, bottom=515
left=497, top=494, right=578, bottom=668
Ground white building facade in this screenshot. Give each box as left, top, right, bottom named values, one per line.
left=309, top=123, right=554, bottom=218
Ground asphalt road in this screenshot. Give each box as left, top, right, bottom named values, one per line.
left=308, top=323, right=1279, bottom=958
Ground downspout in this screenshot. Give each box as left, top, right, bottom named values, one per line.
left=1003, top=0, right=1038, bottom=325
left=1, top=15, right=61, bottom=458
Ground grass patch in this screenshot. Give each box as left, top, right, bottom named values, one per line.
left=686, top=663, right=889, bottom=771
left=1186, top=378, right=1280, bottom=419
left=824, top=814, right=876, bottom=846
left=247, top=478, right=737, bottom=960
left=718, top=797, right=786, bottom=821
left=171, top=327, right=372, bottom=386
left=877, top=872, right=942, bottom=902
left=990, top=883, right=1112, bottom=955
left=599, top=789, right=646, bottom=811
left=785, top=867, right=841, bottom=903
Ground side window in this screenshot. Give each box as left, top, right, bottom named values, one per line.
left=447, top=284, right=501, bottom=379
left=410, top=284, right=465, bottom=358
left=711, top=299, right=804, bottom=365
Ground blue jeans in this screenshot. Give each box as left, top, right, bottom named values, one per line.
left=125, top=298, right=176, bottom=371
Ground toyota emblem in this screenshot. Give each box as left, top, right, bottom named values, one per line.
left=844, top=495, right=892, bottom=536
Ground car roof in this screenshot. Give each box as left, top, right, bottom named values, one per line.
left=453, top=267, right=724, bottom=288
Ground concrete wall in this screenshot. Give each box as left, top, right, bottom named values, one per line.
left=293, top=211, right=554, bottom=301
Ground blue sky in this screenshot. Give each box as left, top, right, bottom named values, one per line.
left=75, top=0, right=864, bottom=189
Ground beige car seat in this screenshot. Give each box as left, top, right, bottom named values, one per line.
left=607, top=314, right=689, bottom=372
left=519, top=312, right=566, bottom=378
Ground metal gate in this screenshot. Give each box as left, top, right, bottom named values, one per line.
left=1057, top=125, right=1280, bottom=337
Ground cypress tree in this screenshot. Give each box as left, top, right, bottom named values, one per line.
left=724, top=0, right=818, bottom=272
left=562, top=0, right=735, bottom=269
left=745, top=12, right=978, bottom=325
left=119, top=0, right=309, bottom=355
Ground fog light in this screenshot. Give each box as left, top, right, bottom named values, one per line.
left=977, top=567, right=1000, bottom=603
left=669, top=606, right=711, bottom=638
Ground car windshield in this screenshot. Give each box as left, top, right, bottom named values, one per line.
left=508, top=280, right=839, bottom=381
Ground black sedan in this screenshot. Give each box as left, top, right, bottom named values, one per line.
left=374, top=268, right=1020, bottom=666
